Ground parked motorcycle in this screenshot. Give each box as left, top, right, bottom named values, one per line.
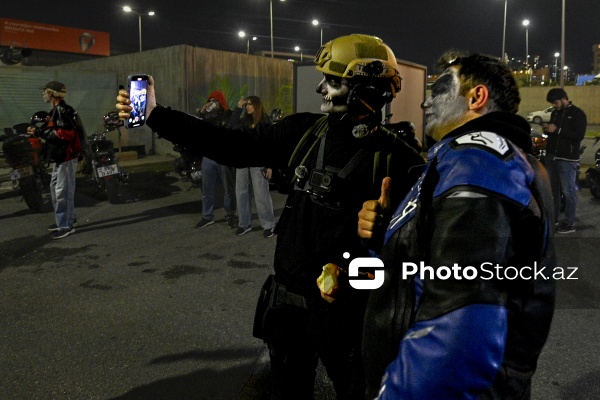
left=530, top=129, right=547, bottom=163
left=172, top=145, right=202, bottom=188
left=81, top=111, right=127, bottom=203
left=585, top=137, right=600, bottom=199
left=1, top=114, right=49, bottom=211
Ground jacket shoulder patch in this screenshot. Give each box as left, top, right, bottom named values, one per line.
left=453, top=131, right=509, bottom=156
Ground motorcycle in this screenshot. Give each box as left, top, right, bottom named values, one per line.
left=585, top=137, right=600, bottom=199
left=172, top=144, right=203, bottom=188
left=0, top=114, right=50, bottom=211
left=81, top=111, right=128, bottom=203
left=530, top=129, right=547, bottom=164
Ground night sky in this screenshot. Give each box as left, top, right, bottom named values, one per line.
left=2, top=0, right=599, bottom=74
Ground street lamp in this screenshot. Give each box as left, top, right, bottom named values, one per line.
left=238, top=31, right=257, bottom=55
left=501, top=0, right=507, bottom=62
left=554, top=52, right=560, bottom=84
left=123, top=6, right=155, bottom=52
left=522, top=19, right=530, bottom=86
left=522, top=19, right=529, bottom=67
left=312, top=19, right=323, bottom=47
left=269, top=0, right=286, bottom=58
left=294, top=45, right=303, bottom=62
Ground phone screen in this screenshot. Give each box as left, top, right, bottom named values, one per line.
left=127, top=74, right=149, bottom=129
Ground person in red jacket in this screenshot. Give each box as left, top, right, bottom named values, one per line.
left=28, top=81, right=80, bottom=239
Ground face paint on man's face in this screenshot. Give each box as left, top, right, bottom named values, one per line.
left=316, top=74, right=350, bottom=114
left=422, top=67, right=469, bottom=141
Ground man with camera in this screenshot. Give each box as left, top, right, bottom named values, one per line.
left=117, top=34, right=424, bottom=399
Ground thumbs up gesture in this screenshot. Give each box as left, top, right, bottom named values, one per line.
left=358, top=177, right=392, bottom=240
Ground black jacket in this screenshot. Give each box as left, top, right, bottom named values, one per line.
left=547, top=102, right=587, bottom=161
left=148, top=107, right=425, bottom=300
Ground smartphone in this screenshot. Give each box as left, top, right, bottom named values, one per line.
left=127, top=74, right=149, bottom=129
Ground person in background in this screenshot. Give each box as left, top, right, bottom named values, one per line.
left=194, top=91, right=237, bottom=229
left=357, top=52, right=556, bottom=399
left=228, top=95, right=275, bottom=238
left=28, top=81, right=80, bottom=240
left=383, top=120, right=423, bottom=153
left=542, top=88, right=587, bottom=234
left=116, top=34, right=425, bottom=399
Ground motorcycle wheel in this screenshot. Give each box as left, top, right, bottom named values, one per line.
left=20, top=176, right=44, bottom=211
left=104, top=176, right=120, bottom=204
left=590, top=181, right=600, bottom=199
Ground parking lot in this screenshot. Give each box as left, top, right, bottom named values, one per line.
left=0, top=154, right=599, bottom=399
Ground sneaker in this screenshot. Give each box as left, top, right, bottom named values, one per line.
left=227, top=217, right=237, bottom=229
left=48, top=218, right=78, bottom=232
left=195, top=218, right=214, bottom=228
left=263, top=228, right=274, bottom=238
left=556, top=223, right=575, bottom=234
left=52, top=227, right=75, bottom=240
left=235, top=226, right=252, bottom=236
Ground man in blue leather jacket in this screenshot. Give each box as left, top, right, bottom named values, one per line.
left=358, top=52, right=556, bottom=399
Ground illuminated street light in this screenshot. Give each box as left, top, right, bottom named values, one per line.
left=312, top=19, right=323, bottom=47
left=269, top=0, right=286, bottom=58
left=522, top=19, right=531, bottom=86
left=123, top=6, right=155, bottom=52
left=554, top=52, right=560, bottom=84
left=238, top=31, right=257, bottom=55
left=522, top=19, right=530, bottom=67
left=294, top=45, right=303, bottom=62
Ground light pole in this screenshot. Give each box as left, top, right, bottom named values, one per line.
left=123, top=6, right=155, bottom=52
left=560, top=0, right=565, bottom=87
left=522, top=19, right=530, bottom=85
left=312, top=19, right=323, bottom=47
left=522, top=19, right=529, bottom=67
left=238, top=31, right=257, bottom=55
left=502, top=0, right=507, bottom=62
left=554, top=52, right=560, bottom=85
left=294, top=46, right=303, bottom=62
left=270, top=0, right=286, bottom=58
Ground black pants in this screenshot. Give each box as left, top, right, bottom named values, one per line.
left=266, top=301, right=366, bottom=400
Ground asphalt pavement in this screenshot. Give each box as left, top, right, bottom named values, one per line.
left=1, top=153, right=599, bottom=399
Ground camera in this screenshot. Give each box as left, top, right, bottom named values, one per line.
left=309, top=170, right=334, bottom=192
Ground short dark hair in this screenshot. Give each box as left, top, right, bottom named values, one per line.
left=546, top=88, right=568, bottom=103
left=437, top=51, right=521, bottom=114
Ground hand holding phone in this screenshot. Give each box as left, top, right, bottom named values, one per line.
left=126, top=74, right=149, bottom=129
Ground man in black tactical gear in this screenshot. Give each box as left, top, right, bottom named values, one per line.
left=117, top=34, right=425, bottom=399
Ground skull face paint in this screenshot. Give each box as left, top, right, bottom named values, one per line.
left=422, top=67, right=470, bottom=142
left=316, top=74, right=350, bottom=114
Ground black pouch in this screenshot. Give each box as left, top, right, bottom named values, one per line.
left=252, top=274, right=277, bottom=340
